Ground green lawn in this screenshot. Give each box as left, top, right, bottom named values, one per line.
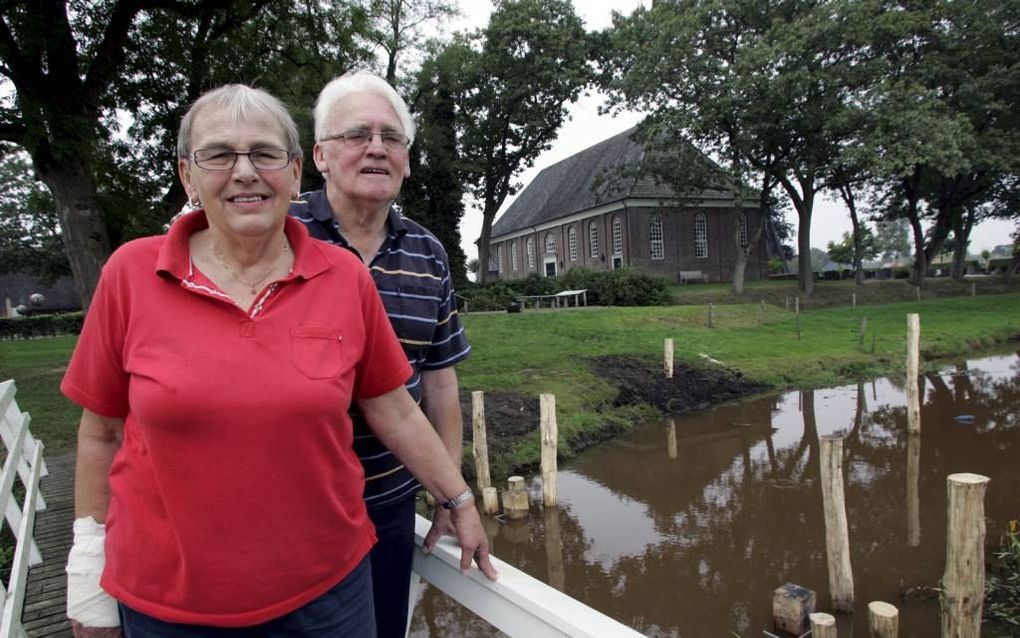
left=2, top=288, right=1019, bottom=460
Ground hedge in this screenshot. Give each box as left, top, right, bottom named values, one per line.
left=0, top=312, right=84, bottom=340
left=460, top=267, right=670, bottom=311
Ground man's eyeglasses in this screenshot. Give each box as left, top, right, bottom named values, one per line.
left=191, top=148, right=293, bottom=171
left=322, top=129, right=410, bottom=151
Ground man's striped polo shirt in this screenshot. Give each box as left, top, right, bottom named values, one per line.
left=289, top=190, right=470, bottom=509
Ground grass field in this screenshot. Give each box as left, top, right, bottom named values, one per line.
left=1, top=281, right=1019, bottom=459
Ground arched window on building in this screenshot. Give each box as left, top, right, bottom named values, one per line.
left=739, top=213, right=748, bottom=248
left=567, top=226, right=578, bottom=261
left=589, top=221, right=599, bottom=258
left=612, top=216, right=623, bottom=255
left=649, top=214, right=664, bottom=261
left=526, top=237, right=535, bottom=269
left=694, top=213, right=708, bottom=259
left=511, top=241, right=518, bottom=271
left=544, top=232, right=557, bottom=254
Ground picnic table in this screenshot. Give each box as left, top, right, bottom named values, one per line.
left=516, top=289, right=588, bottom=310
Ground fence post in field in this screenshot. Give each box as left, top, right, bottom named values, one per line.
left=820, top=435, right=854, bottom=611
left=907, top=432, right=921, bottom=547
left=785, top=296, right=790, bottom=311
left=666, top=418, right=678, bottom=460
left=906, top=314, right=921, bottom=434
left=809, top=612, right=837, bottom=638
left=915, top=286, right=921, bottom=302
left=971, top=282, right=976, bottom=297
left=858, top=317, right=868, bottom=352
left=664, top=338, right=674, bottom=379
left=481, top=487, right=499, bottom=515
left=471, top=391, right=491, bottom=493
left=760, top=300, right=765, bottom=326
left=942, top=473, right=990, bottom=638
left=868, top=601, right=899, bottom=637
left=502, top=476, right=530, bottom=520
left=707, top=303, right=714, bottom=328
left=539, top=394, right=558, bottom=507
left=795, top=296, right=802, bottom=341
left=852, top=292, right=857, bottom=310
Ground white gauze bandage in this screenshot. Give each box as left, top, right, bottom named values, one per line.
left=66, top=516, right=120, bottom=627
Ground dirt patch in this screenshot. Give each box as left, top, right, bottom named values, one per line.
left=591, top=354, right=767, bottom=413
left=458, top=354, right=767, bottom=479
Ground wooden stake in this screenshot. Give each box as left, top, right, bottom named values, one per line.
left=664, top=338, right=674, bottom=379
left=915, top=286, right=921, bottom=301
left=540, top=394, right=558, bottom=507
left=809, top=612, right=837, bottom=638
left=471, top=391, right=491, bottom=492
left=481, top=486, right=499, bottom=515
left=707, top=303, right=714, bottom=328
left=667, top=418, right=678, bottom=459
left=942, top=473, right=991, bottom=638
left=796, top=295, right=802, bottom=341
left=907, top=433, right=921, bottom=547
left=759, top=299, right=765, bottom=326
left=502, top=475, right=530, bottom=519
left=868, top=601, right=899, bottom=637
left=858, top=316, right=867, bottom=352
left=906, top=314, right=921, bottom=434
left=971, top=281, right=976, bottom=296
left=543, top=506, right=565, bottom=591
left=852, top=292, right=857, bottom=310
left=820, top=435, right=854, bottom=611
left=785, top=296, right=790, bottom=311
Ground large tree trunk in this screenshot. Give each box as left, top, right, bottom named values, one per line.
left=840, top=185, right=865, bottom=286
left=476, top=202, right=497, bottom=284
left=950, top=207, right=974, bottom=281
left=36, top=157, right=112, bottom=310
left=731, top=215, right=766, bottom=295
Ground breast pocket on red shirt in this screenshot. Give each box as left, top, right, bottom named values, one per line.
left=290, top=326, right=343, bottom=379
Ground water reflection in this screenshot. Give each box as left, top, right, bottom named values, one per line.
left=411, top=349, right=1020, bottom=637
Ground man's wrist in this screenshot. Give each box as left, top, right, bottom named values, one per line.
left=441, top=487, right=474, bottom=510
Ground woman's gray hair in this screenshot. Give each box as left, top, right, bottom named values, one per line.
left=313, top=71, right=416, bottom=145
left=177, top=84, right=302, bottom=159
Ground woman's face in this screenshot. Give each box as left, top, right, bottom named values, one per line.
left=313, top=91, right=410, bottom=210
left=178, top=106, right=301, bottom=240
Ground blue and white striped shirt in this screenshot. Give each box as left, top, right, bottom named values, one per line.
left=290, top=190, right=470, bottom=508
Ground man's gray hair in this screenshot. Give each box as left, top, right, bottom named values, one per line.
left=177, top=84, right=302, bottom=159
left=313, top=71, right=416, bottom=145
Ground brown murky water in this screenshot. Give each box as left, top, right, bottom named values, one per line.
left=411, top=349, right=1020, bottom=637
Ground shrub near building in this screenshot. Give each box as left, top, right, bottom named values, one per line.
left=461, top=267, right=670, bottom=311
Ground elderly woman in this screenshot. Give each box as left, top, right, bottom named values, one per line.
left=63, top=84, right=495, bottom=638
left=288, top=70, right=471, bottom=637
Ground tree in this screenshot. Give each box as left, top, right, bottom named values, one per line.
left=0, top=1, right=373, bottom=308
left=872, top=219, right=912, bottom=262
left=0, top=147, right=70, bottom=284
left=599, top=0, right=866, bottom=297
left=826, top=228, right=877, bottom=271
left=363, top=0, right=459, bottom=85
left=453, top=0, right=590, bottom=283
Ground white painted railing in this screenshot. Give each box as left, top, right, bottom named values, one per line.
left=410, top=514, right=642, bottom=637
left=0, top=380, right=48, bottom=638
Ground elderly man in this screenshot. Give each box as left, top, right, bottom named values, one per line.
left=289, top=70, right=474, bottom=637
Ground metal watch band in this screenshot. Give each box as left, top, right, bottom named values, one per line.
left=441, top=487, right=474, bottom=510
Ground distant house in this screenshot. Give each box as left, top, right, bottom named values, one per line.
left=486, top=127, right=768, bottom=282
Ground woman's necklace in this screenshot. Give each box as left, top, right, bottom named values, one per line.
left=212, top=239, right=290, bottom=295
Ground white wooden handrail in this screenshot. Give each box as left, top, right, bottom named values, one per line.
left=0, top=380, right=47, bottom=638
left=411, top=514, right=642, bottom=637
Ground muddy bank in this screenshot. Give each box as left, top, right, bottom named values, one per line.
left=458, top=354, right=767, bottom=480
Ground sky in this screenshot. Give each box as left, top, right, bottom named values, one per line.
left=447, top=0, right=1016, bottom=265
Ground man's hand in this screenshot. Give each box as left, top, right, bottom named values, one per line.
left=423, top=506, right=457, bottom=553
left=448, top=503, right=498, bottom=581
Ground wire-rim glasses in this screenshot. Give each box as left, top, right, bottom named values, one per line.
left=191, top=148, right=293, bottom=171
left=322, top=129, right=410, bottom=151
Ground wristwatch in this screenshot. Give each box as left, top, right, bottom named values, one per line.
left=441, top=487, right=474, bottom=510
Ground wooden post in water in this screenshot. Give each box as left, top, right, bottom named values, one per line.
left=543, top=506, right=566, bottom=591
left=481, top=486, right=499, bottom=515
left=869, top=601, right=899, bottom=637
left=471, top=391, right=491, bottom=492
left=664, top=338, right=674, bottom=379
left=907, top=433, right=921, bottom=547
left=540, top=394, right=558, bottom=507
left=707, top=303, right=714, bottom=328
left=906, top=314, right=921, bottom=434
left=502, top=476, right=530, bottom=519
left=667, top=418, right=678, bottom=459
left=942, top=473, right=991, bottom=638
left=809, top=612, right=837, bottom=638
left=820, top=435, right=854, bottom=611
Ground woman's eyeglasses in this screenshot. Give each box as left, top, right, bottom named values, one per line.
left=322, top=129, right=410, bottom=151
left=191, top=148, right=293, bottom=171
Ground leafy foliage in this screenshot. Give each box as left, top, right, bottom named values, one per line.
left=460, top=267, right=670, bottom=311
left=0, top=149, right=70, bottom=284
left=985, top=518, right=1020, bottom=630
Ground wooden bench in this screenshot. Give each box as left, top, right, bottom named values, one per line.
left=679, top=270, right=708, bottom=284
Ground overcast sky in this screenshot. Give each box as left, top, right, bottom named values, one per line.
left=447, top=0, right=1015, bottom=264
